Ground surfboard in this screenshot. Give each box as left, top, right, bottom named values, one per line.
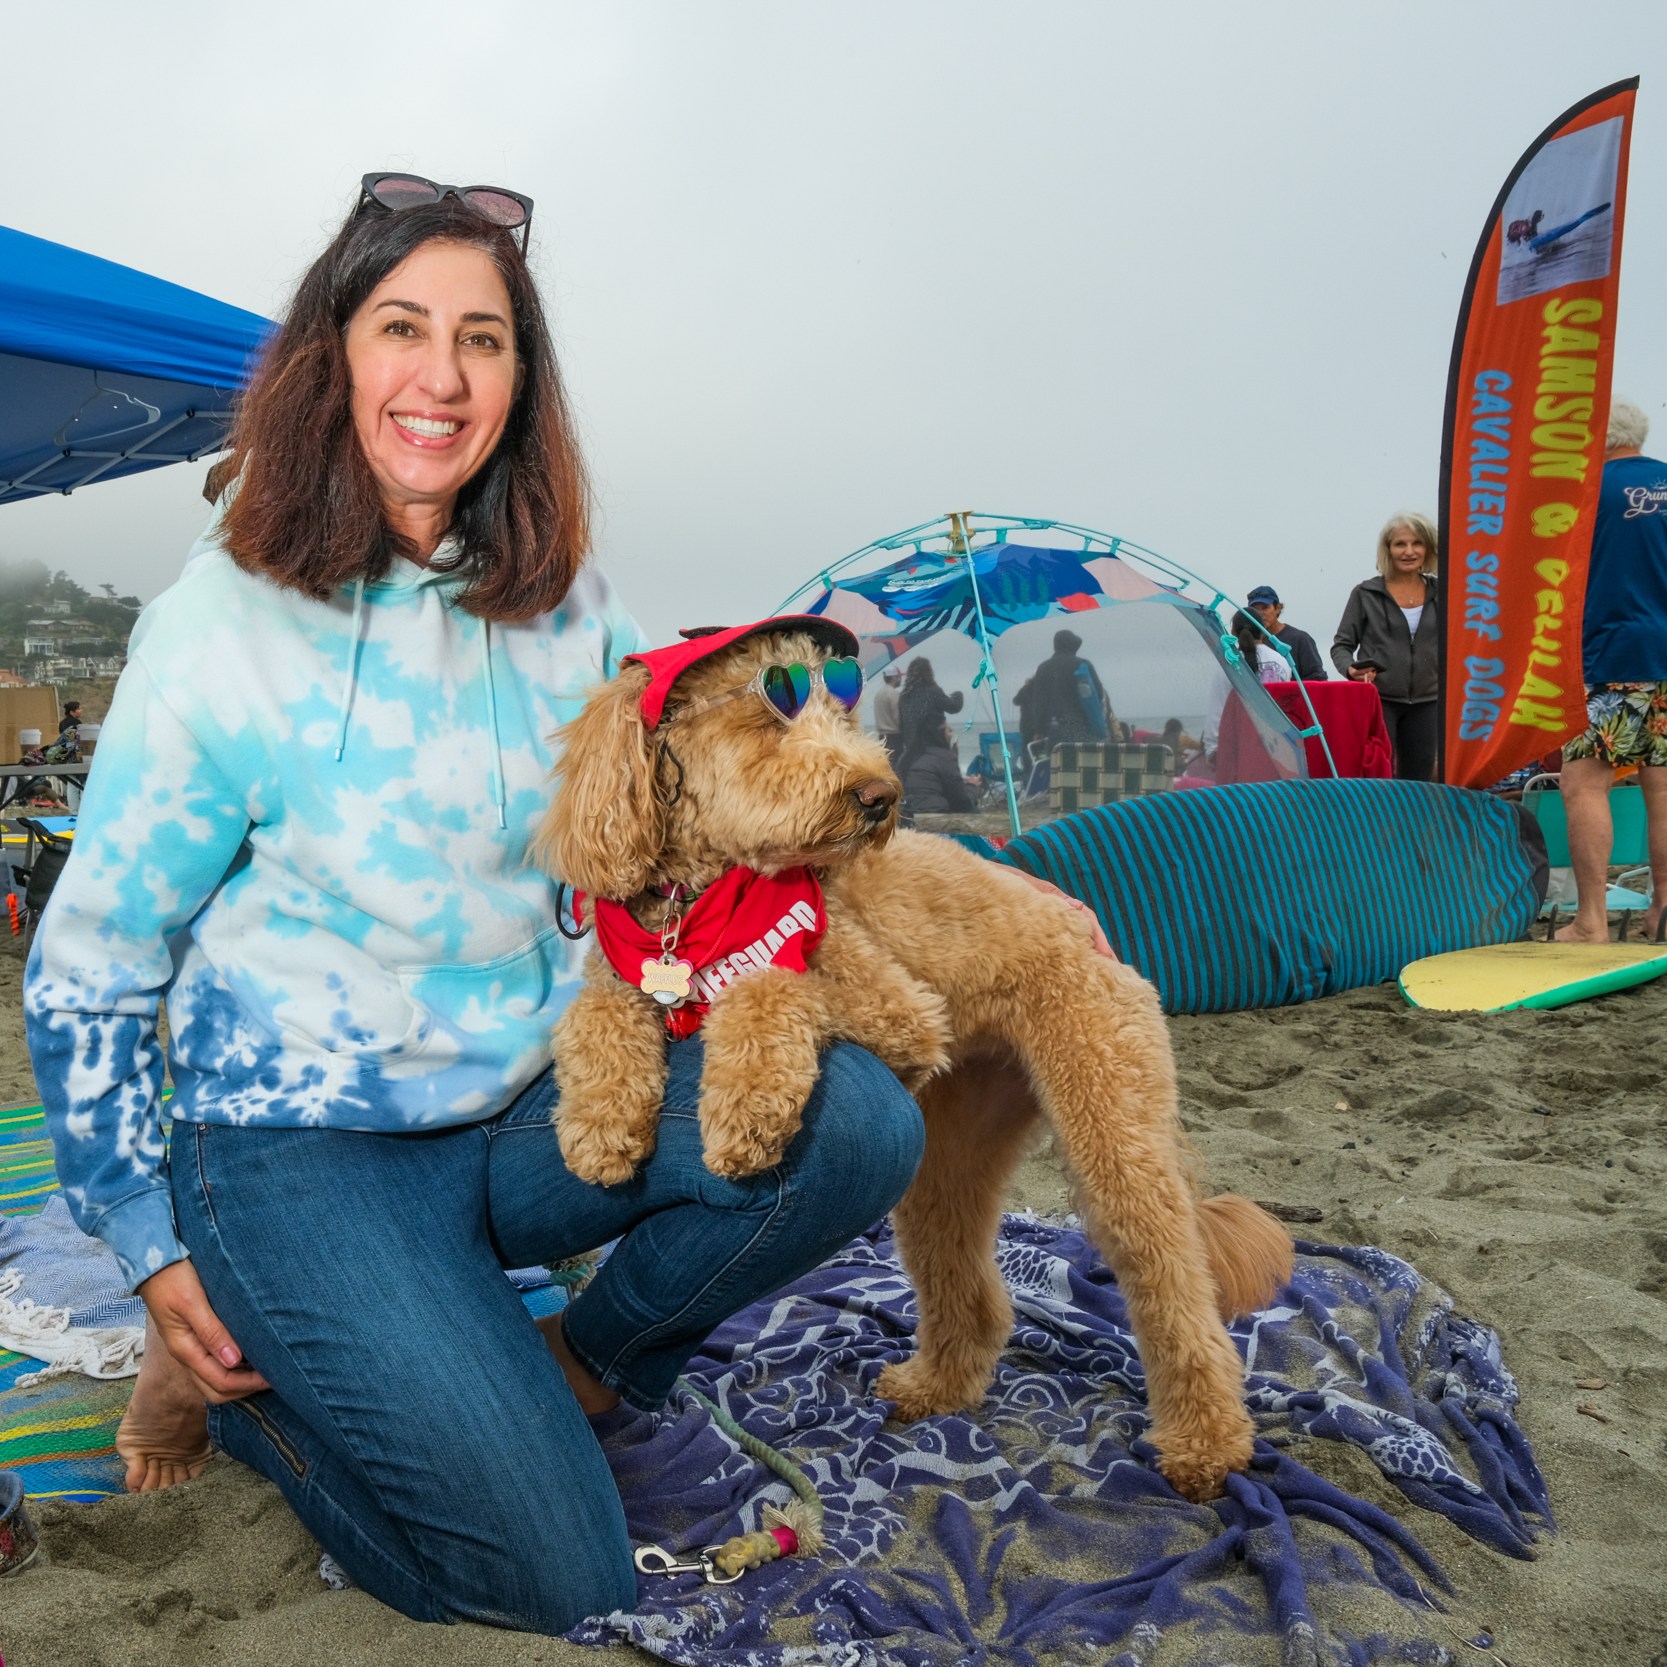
left=1399, top=940, right=1667, bottom=1013
left=1528, top=202, right=1612, bottom=251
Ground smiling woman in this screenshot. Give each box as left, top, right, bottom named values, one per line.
left=23, top=179, right=926, bottom=1637
left=344, top=244, right=520, bottom=553
left=221, top=193, right=588, bottom=618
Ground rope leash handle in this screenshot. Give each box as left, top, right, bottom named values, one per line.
left=634, top=1382, right=826, bottom=1585
left=708, top=1524, right=799, bottom=1579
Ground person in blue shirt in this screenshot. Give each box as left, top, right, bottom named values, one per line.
left=1555, top=400, right=1667, bottom=944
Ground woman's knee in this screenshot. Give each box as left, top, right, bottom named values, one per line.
left=423, top=1454, right=636, bottom=1632
left=794, top=1043, right=925, bottom=1214
left=445, top=1547, right=637, bottom=1636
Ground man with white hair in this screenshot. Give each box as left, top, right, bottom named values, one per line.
left=1556, top=399, right=1667, bottom=943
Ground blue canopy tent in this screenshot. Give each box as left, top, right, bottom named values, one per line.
left=779, top=511, right=1331, bottom=835
left=0, top=226, right=273, bottom=506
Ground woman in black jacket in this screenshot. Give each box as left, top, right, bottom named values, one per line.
left=896, top=658, right=964, bottom=774
left=1331, top=511, right=1441, bottom=780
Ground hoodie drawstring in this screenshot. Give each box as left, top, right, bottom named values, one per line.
left=481, top=619, right=507, bottom=829
left=334, top=578, right=367, bottom=762
left=332, top=577, right=506, bottom=830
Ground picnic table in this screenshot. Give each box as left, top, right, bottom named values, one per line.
left=0, top=761, right=91, bottom=815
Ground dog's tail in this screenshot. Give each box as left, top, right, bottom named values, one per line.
left=1196, top=1194, right=1294, bottom=1320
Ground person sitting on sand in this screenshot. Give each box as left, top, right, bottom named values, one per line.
left=22, top=178, right=934, bottom=1637
left=902, top=721, right=979, bottom=815
left=1554, top=399, right=1667, bottom=944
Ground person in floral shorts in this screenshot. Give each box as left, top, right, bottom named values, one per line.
left=1557, top=401, right=1667, bottom=943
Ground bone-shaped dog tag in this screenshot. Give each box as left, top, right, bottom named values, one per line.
left=639, top=954, right=695, bottom=1006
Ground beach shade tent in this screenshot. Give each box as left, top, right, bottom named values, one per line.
left=0, top=225, right=274, bottom=506
left=779, top=512, right=1322, bottom=834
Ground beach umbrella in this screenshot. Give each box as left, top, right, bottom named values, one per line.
left=780, top=511, right=1326, bottom=835
left=0, top=225, right=274, bottom=506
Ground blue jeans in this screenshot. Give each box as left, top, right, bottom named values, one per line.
left=172, top=1040, right=923, bottom=1634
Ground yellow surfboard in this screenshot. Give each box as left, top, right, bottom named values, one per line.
left=1399, top=940, right=1667, bottom=1013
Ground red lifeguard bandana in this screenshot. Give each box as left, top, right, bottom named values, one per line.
left=623, top=617, right=861, bottom=729
left=580, top=867, right=828, bottom=1038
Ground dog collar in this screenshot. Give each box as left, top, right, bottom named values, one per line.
left=578, top=867, right=827, bottom=1038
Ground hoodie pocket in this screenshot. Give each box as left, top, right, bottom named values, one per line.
left=389, top=925, right=571, bottom=1075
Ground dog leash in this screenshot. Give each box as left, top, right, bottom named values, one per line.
left=558, top=1251, right=825, bottom=1585
left=635, top=1383, right=826, bottom=1584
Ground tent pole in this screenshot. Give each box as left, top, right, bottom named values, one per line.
left=949, top=510, right=1022, bottom=839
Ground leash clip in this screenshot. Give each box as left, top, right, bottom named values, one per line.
left=633, top=1543, right=745, bottom=1585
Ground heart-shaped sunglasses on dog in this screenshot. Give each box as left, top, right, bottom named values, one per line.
left=675, top=658, right=865, bottom=724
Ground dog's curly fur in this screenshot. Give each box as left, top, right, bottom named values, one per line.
left=533, top=631, right=1293, bottom=1501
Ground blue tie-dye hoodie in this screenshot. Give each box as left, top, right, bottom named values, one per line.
left=24, top=520, right=643, bottom=1290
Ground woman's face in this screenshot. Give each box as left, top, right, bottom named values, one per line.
left=1387, top=527, right=1428, bottom=574
left=345, top=239, right=518, bottom=537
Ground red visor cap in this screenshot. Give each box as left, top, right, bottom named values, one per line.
left=623, top=615, right=862, bottom=729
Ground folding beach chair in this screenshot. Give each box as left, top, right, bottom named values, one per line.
left=7, top=818, right=73, bottom=947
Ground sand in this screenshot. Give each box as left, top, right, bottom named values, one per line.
left=2, top=930, right=1664, bottom=1667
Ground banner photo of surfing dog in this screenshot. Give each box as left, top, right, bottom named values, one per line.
left=1438, top=78, right=1638, bottom=790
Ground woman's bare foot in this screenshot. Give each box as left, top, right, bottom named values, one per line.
left=115, top=1319, right=212, bottom=1492
left=535, top=1312, right=621, bottom=1416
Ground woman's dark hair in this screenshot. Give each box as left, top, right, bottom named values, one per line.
left=903, top=658, right=935, bottom=688
left=222, top=195, right=589, bottom=621
left=1230, top=610, right=1263, bottom=666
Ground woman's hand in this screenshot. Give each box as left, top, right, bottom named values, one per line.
left=1014, top=871, right=1114, bottom=958
left=1346, top=663, right=1378, bottom=683
left=137, top=1259, right=269, bottom=1404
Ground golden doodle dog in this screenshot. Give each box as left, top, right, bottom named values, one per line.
left=533, top=616, right=1292, bottom=1501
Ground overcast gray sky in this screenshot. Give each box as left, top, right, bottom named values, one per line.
left=2, top=1, right=1662, bottom=649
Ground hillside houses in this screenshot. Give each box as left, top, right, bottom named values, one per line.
left=0, top=563, right=140, bottom=684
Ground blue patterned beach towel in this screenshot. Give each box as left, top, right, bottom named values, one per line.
left=578, top=1217, right=1550, bottom=1667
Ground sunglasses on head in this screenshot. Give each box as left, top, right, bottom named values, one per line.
left=358, top=173, right=534, bottom=252
left=676, top=658, right=866, bottom=725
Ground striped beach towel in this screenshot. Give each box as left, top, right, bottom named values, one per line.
left=0, top=1101, right=572, bottom=1502
left=1000, top=779, right=1548, bottom=1014
left=0, top=1102, right=129, bottom=1499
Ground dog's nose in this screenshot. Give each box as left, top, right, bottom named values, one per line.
left=852, top=777, right=899, bottom=819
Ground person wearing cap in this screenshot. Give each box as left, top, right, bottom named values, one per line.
left=24, top=182, right=926, bottom=1635
left=1245, top=587, right=1325, bottom=681
left=873, top=661, right=905, bottom=767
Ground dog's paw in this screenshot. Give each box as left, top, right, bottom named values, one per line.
left=1152, top=1406, right=1254, bottom=1502
left=557, top=1111, right=652, bottom=1187
left=875, top=1356, right=986, bottom=1421
left=843, top=992, right=953, bottom=1090
left=698, top=1053, right=817, bottom=1177
left=698, top=1100, right=799, bottom=1177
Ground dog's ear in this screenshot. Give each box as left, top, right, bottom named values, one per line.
left=533, top=662, right=664, bottom=899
